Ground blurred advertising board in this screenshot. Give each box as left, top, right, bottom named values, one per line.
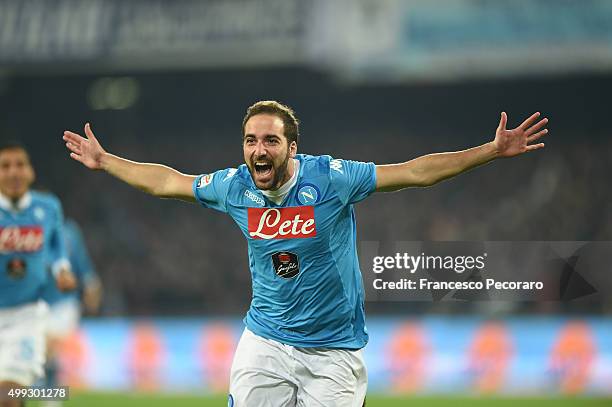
left=0, top=0, right=304, bottom=69
left=59, top=317, right=612, bottom=395
left=308, top=0, right=612, bottom=82
left=2, top=0, right=612, bottom=81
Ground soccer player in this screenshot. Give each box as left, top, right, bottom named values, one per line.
left=62, top=101, right=548, bottom=406
left=0, top=143, right=76, bottom=407
left=40, top=218, right=102, bottom=406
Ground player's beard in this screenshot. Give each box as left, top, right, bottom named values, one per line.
left=250, top=149, right=291, bottom=191
left=271, top=152, right=291, bottom=190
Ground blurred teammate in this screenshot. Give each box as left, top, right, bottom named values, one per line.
left=0, top=143, right=76, bottom=407
left=40, top=218, right=101, bottom=405
left=63, top=101, right=549, bottom=406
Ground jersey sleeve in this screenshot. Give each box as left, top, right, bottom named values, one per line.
left=65, top=221, right=97, bottom=286
left=328, top=157, right=377, bottom=205
left=48, top=196, right=70, bottom=277
left=192, top=168, right=235, bottom=213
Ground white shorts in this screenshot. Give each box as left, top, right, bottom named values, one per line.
left=46, top=299, right=80, bottom=338
left=0, top=301, right=49, bottom=385
left=229, top=328, right=367, bottom=407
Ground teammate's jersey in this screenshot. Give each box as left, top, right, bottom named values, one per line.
left=42, top=218, right=97, bottom=305
left=0, top=191, right=68, bottom=308
left=193, top=154, right=376, bottom=349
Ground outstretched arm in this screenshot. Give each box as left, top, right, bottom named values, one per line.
left=375, top=111, right=549, bottom=192
left=63, top=123, right=196, bottom=202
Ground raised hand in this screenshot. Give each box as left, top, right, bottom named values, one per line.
left=493, top=112, right=549, bottom=158
left=63, top=123, right=106, bottom=170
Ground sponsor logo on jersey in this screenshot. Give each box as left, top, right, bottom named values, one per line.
left=297, top=183, right=320, bottom=205
left=197, top=173, right=214, bottom=188
left=330, top=159, right=343, bottom=174
left=0, top=226, right=44, bottom=253
left=244, top=189, right=265, bottom=206
left=271, top=251, right=300, bottom=279
left=248, top=207, right=316, bottom=239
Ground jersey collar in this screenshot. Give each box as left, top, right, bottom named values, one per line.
left=0, top=191, right=32, bottom=212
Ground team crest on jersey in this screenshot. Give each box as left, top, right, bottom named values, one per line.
left=34, top=207, right=45, bottom=220
left=6, top=257, right=27, bottom=279
left=248, top=207, right=316, bottom=240
left=297, top=183, right=320, bottom=205
left=197, top=173, right=214, bottom=188
left=271, top=251, right=300, bottom=279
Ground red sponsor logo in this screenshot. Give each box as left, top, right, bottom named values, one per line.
left=248, top=207, right=316, bottom=240
left=0, top=226, right=44, bottom=252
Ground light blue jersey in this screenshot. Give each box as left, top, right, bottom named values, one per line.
left=193, top=154, right=376, bottom=349
left=0, top=191, right=68, bottom=308
left=42, top=218, right=97, bottom=305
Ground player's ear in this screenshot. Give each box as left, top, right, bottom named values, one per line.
left=289, top=141, right=297, bottom=157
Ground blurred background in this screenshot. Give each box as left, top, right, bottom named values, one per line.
left=1, top=0, right=611, bottom=403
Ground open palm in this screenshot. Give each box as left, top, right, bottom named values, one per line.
left=63, top=123, right=106, bottom=170
left=494, top=112, right=548, bottom=158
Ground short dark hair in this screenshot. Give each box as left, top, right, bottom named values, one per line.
left=0, top=141, right=29, bottom=156
left=242, top=100, right=300, bottom=145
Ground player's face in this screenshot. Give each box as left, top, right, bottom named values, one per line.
left=243, top=114, right=297, bottom=190
left=0, top=148, right=35, bottom=200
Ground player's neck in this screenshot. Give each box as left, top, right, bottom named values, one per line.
left=282, top=157, right=296, bottom=186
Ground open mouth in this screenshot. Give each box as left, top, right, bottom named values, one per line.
left=254, top=162, right=273, bottom=177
